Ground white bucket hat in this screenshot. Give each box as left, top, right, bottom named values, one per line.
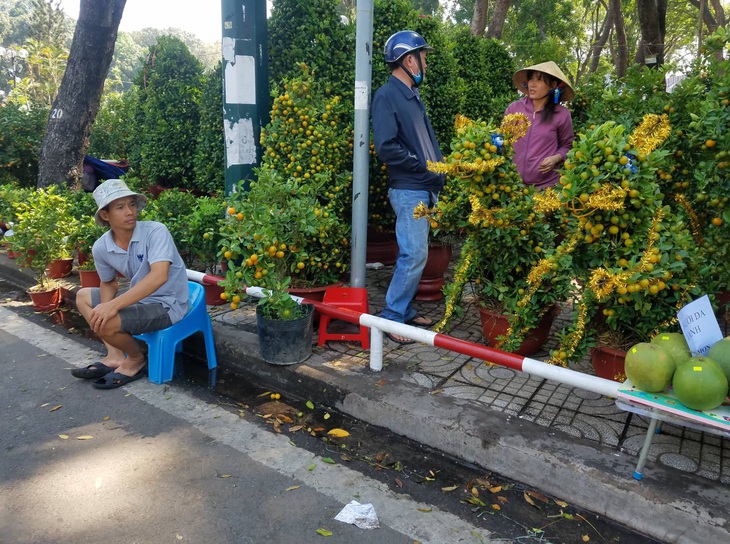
left=92, top=179, right=147, bottom=226
left=512, top=61, right=575, bottom=102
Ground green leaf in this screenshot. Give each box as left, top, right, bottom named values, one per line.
left=306, top=400, right=315, bottom=410
left=308, top=463, right=316, bottom=471
left=321, top=457, right=335, bottom=464
left=316, top=528, right=333, bottom=537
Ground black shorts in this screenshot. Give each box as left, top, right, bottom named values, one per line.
left=90, top=289, right=172, bottom=335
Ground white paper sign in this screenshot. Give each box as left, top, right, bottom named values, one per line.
left=677, top=295, right=723, bottom=355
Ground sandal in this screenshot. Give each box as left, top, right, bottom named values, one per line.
left=71, top=362, right=114, bottom=379
left=406, top=315, right=435, bottom=328
left=385, top=332, right=415, bottom=345
left=92, top=365, right=147, bottom=390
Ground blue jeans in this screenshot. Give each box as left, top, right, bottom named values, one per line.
left=380, top=188, right=433, bottom=323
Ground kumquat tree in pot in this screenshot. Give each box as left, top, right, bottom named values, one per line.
left=420, top=114, right=572, bottom=353
left=527, top=116, right=704, bottom=366
left=217, top=169, right=350, bottom=312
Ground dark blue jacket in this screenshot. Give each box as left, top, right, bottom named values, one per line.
left=372, top=75, right=444, bottom=192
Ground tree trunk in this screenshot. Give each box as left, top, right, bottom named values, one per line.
left=37, top=0, right=126, bottom=188
left=635, top=0, right=665, bottom=66
left=690, top=0, right=722, bottom=33
left=588, top=2, right=615, bottom=73
left=470, top=0, right=489, bottom=36
left=486, top=0, right=511, bottom=39
left=613, top=0, right=629, bottom=77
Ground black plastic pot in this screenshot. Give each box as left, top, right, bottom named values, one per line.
left=255, top=303, right=314, bottom=365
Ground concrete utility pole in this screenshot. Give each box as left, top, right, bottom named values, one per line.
left=350, top=0, right=375, bottom=288
left=221, top=0, right=269, bottom=195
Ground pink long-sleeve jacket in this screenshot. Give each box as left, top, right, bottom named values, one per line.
left=504, top=96, right=574, bottom=188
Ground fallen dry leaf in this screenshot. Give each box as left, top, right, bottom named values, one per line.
left=40, top=403, right=49, bottom=408
left=554, top=499, right=568, bottom=508
left=582, top=536, right=590, bottom=542
left=50, top=405, right=62, bottom=412
left=285, top=485, right=301, bottom=491
left=217, top=474, right=233, bottom=478
left=289, top=425, right=303, bottom=433
left=526, top=490, right=549, bottom=503
left=491, top=503, right=501, bottom=510
left=394, top=478, right=404, bottom=488
left=523, top=492, right=540, bottom=509
left=257, top=391, right=271, bottom=398
left=327, top=428, right=350, bottom=438
left=58, top=434, right=69, bottom=440
left=278, top=414, right=294, bottom=424
left=497, top=496, right=509, bottom=504
left=261, top=413, right=273, bottom=419
left=471, top=487, right=480, bottom=497
left=429, top=388, right=444, bottom=395
left=441, top=485, right=458, bottom=492
left=488, top=486, right=502, bottom=493
left=76, top=435, right=93, bottom=440
left=374, top=379, right=387, bottom=387
left=103, top=416, right=110, bottom=421
left=417, top=507, right=432, bottom=513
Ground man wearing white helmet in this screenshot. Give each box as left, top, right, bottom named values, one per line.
left=372, top=30, right=444, bottom=344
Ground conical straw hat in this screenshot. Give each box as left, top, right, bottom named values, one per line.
left=512, top=61, right=575, bottom=102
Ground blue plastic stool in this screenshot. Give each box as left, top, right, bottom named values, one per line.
left=134, top=281, right=218, bottom=388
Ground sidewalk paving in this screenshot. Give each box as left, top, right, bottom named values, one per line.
left=1, top=250, right=728, bottom=543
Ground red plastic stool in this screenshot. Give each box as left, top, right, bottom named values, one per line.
left=317, top=287, right=370, bottom=349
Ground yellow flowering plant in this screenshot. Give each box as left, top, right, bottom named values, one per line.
left=423, top=115, right=573, bottom=352
left=529, top=117, right=703, bottom=365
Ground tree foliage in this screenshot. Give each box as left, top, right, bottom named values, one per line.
left=130, top=35, right=203, bottom=189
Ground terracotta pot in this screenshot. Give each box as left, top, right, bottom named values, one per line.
left=46, top=258, right=74, bottom=279
left=590, top=346, right=627, bottom=381
left=78, top=269, right=101, bottom=288
left=477, top=304, right=559, bottom=356
left=77, top=247, right=90, bottom=267
left=27, top=286, right=62, bottom=312
left=415, top=243, right=453, bottom=301
left=366, top=235, right=399, bottom=266
left=287, top=282, right=343, bottom=303
left=204, top=282, right=227, bottom=306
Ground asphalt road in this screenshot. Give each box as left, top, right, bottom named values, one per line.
left=0, top=304, right=502, bottom=544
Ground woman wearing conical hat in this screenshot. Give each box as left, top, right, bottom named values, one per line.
left=504, top=61, right=575, bottom=188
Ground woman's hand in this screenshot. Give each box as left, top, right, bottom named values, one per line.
left=538, top=154, right=562, bottom=173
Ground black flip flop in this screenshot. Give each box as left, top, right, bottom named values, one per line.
left=92, top=366, right=147, bottom=390
left=71, top=362, right=114, bottom=379
left=385, top=332, right=415, bottom=345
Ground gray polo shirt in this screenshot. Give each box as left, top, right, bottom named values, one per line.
left=92, top=221, right=189, bottom=324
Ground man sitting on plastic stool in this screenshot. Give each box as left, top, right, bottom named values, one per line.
left=71, top=179, right=189, bottom=389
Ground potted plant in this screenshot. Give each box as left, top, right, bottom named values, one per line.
left=218, top=169, right=349, bottom=298
left=73, top=216, right=107, bottom=288
left=527, top=116, right=701, bottom=370
left=11, top=186, right=78, bottom=310
left=425, top=115, right=570, bottom=355
left=217, top=175, right=319, bottom=365
left=254, top=65, right=353, bottom=299
left=254, top=275, right=315, bottom=365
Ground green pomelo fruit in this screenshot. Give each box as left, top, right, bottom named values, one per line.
left=672, top=356, right=729, bottom=411
left=651, top=332, right=691, bottom=369
left=706, top=338, right=730, bottom=381
left=625, top=342, right=675, bottom=393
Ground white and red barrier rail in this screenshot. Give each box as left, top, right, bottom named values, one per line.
left=187, top=271, right=621, bottom=398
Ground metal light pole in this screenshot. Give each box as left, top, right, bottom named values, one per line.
left=349, top=0, right=374, bottom=288
left=221, top=0, right=269, bottom=195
